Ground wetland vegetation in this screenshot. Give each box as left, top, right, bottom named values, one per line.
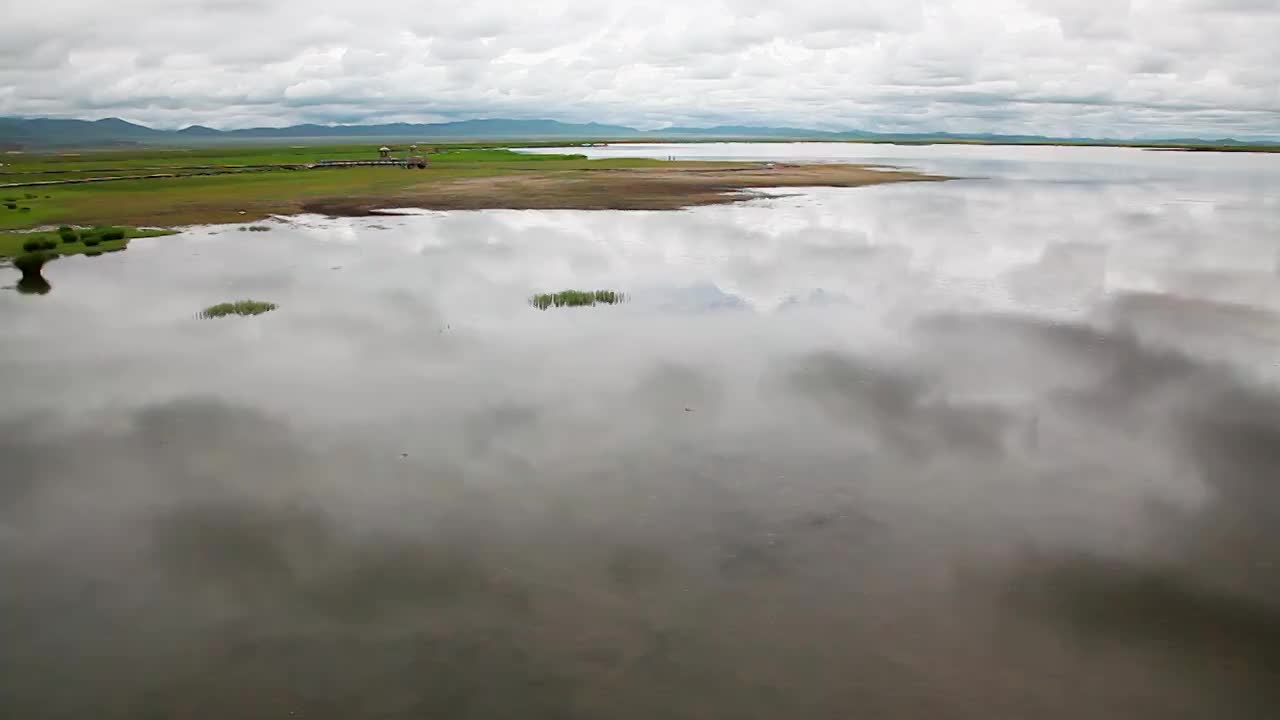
left=198, top=300, right=279, bottom=318
left=530, top=289, right=626, bottom=309
left=1, top=225, right=171, bottom=259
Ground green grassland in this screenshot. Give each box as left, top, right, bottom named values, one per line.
left=0, top=145, right=681, bottom=245
left=0, top=142, right=587, bottom=173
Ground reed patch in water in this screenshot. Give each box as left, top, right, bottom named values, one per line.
left=199, top=300, right=279, bottom=319
left=530, top=290, right=626, bottom=310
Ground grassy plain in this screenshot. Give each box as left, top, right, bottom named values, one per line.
left=0, top=144, right=939, bottom=258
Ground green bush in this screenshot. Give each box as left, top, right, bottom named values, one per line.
left=100, top=229, right=126, bottom=241
left=57, top=225, right=73, bottom=233
left=60, top=230, right=79, bottom=244
left=13, top=251, right=52, bottom=275
left=82, top=236, right=102, bottom=247
left=3, top=203, right=15, bottom=210
left=21, top=237, right=56, bottom=252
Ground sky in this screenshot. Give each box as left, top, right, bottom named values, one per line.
left=1, top=0, right=1278, bottom=139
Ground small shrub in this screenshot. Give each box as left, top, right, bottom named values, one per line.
left=23, top=193, right=37, bottom=200
left=57, top=225, right=73, bottom=233
left=99, top=229, right=126, bottom=241
left=82, top=236, right=102, bottom=247
left=3, top=203, right=15, bottom=210
left=19, top=207, right=31, bottom=212
left=13, top=251, right=52, bottom=275
left=60, top=230, right=79, bottom=244
left=21, top=237, right=56, bottom=252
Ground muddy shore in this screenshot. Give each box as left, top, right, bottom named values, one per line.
left=302, top=162, right=946, bottom=215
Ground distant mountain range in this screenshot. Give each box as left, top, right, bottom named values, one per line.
left=0, top=116, right=1273, bottom=148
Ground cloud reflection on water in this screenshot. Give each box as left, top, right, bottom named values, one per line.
left=2, top=145, right=1279, bottom=718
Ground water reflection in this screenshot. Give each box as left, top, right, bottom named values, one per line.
left=15, top=274, right=51, bottom=295
left=1, top=145, right=1279, bottom=718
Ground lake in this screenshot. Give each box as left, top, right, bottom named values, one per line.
left=2, top=143, right=1279, bottom=718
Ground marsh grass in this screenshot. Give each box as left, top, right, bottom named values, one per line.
left=530, top=289, right=626, bottom=310
left=199, top=299, right=279, bottom=319
left=3, top=227, right=167, bottom=259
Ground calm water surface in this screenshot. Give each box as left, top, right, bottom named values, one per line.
left=2, top=144, right=1279, bottom=718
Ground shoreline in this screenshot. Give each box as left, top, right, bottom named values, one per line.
left=1, top=162, right=946, bottom=259
left=2, top=152, right=950, bottom=257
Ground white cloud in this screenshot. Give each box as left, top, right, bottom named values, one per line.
left=0, top=0, right=1277, bottom=138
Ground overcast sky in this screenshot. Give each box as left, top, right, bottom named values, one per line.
left=2, top=0, right=1278, bottom=138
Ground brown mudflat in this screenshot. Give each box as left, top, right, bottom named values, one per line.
left=302, top=162, right=945, bottom=215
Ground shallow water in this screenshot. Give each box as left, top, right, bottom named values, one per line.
left=2, top=144, right=1280, bottom=718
